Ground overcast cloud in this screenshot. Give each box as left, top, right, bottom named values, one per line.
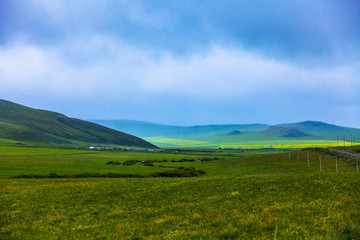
left=1, top=0, right=359, bottom=126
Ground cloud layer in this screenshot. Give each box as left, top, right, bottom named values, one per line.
left=0, top=1, right=359, bottom=126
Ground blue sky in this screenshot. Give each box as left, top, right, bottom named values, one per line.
left=1, top=0, right=360, bottom=127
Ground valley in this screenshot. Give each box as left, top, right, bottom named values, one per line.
left=93, top=119, right=360, bottom=148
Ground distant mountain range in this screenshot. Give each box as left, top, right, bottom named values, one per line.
left=92, top=119, right=360, bottom=148
left=0, top=99, right=157, bottom=148
left=92, top=120, right=268, bottom=138
left=1, top=98, right=358, bottom=149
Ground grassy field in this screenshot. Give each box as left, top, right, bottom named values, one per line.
left=1, top=145, right=360, bottom=239
left=0, top=146, right=237, bottom=178
left=144, top=136, right=352, bottom=149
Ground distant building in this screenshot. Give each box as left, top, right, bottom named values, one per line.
left=87, top=146, right=114, bottom=150
left=123, top=148, right=135, bottom=151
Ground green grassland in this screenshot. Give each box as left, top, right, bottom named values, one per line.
left=144, top=136, right=350, bottom=149
left=1, top=145, right=360, bottom=239
left=0, top=146, right=233, bottom=178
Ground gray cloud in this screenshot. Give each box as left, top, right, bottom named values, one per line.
left=2, top=1, right=359, bottom=61
left=1, top=0, right=359, bottom=127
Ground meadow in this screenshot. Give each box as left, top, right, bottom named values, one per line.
left=1, top=145, right=360, bottom=239
left=144, top=136, right=350, bottom=149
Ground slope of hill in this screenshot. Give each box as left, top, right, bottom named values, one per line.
left=225, top=130, right=243, bottom=136
left=277, top=121, right=360, bottom=140
left=0, top=99, right=157, bottom=148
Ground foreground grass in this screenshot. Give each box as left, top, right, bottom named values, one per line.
left=1, top=173, right=360, bottom=239
left=1, top=146, right=360, bottom=239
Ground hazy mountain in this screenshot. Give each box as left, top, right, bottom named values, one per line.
left=92, top=119, right=269, bottom=138
left=225, top=130, right=243, bottom=136
left=277, top=121, right=360, bottom=140
left=259, top=126, right=313, bottom=138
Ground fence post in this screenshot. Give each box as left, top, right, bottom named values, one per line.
left=307, top=152, right=309, bottom=167
left=335, top=156, right=338, bottom=172
left=319, top=156, right=322, bottom=171
left=289, top=147, right=291, bottom=160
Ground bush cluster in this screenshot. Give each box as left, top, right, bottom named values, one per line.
left=107, top=157, right=221, bottom=166
left=199, top=157, right=219, bottom=162
left=148, top=167, right=206, bottom=178
left=143, top=160, right=154, bottom=167
left=107, top=160, right=161, bottom=166
left=10, top=167, right=206, bottom=179
left=10, top=172, right=144, bottom=178
left=106, top=161, right=121, bottom=165
left=122, top=160, right=142, bottom=166
left=171, top=158, right=195, bottom=162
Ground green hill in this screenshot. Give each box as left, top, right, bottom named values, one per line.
left=259, top=126, right=313, bottom=138
left=277, top=121, right=360, bottom=140
left=0, top=99, right=157, bottom=148
left=224, top=130, right=243, bottom=136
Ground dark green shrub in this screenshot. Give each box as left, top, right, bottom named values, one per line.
left=143, top=160, right=154, bottom=166
left=148, top=167, right=206, bottom=178
left=10, top=167, right=205, bottom=179
left=107, top=161, right=121, bottom=165
left=200, top=157, right=219, bottom=162
left=48, top=173, right=60, bottom=178
left=122, top=160, right=141, bottom=166
left=171, top=159, right=196, bottom=162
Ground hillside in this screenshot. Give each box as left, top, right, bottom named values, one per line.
left=225, top=130, right=243, bottom=136
left=277, top=121, right=360, bottom=140
left=259, top=126, right=313, bottom=138
left=0, top=99, right=157, bottom=148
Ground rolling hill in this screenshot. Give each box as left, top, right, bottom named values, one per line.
left=0, top=99, right=157, bottom=148
left=259, top=126, right=313, bottom=138
left=92, top=119, right=360, bottom=148
left=277, top=121, right=360, bottom=140
left=225, top=130, right=243, bottom=136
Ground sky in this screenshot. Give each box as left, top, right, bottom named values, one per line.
left=1, top=0, right=360, bottom=127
